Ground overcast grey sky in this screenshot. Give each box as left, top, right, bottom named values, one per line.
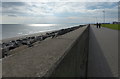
left=1, top=1, right=119, bottom=24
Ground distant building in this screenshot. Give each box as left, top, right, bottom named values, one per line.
left=113, top=21, right=120, bottom=24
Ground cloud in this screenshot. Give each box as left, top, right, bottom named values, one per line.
left=1, top=0, right=119, bottom=2
left=8, top=14, right=17, bottom=17
left=2, top=2, right=26, bottom=8
left=1, top=2, right=118, bottom=24
left=67, top=17, right=79, bottom=19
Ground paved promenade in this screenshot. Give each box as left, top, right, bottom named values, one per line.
left=88, top=25, right=118, bottom=77
left=0, top=59, right=1, bottom=78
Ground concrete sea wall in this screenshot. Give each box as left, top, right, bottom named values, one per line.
left=2, top=25, right=89, bottom=78
left=50, top=26, right=89, bottom=77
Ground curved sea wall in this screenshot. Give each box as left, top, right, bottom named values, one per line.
left=2, top=25, right=89, bottom=78
left=50, top=25, right=89, bottom=77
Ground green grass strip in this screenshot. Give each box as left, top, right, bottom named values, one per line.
left=101, top=24, right=120, bottom=30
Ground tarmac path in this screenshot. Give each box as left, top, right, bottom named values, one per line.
left=0, top=59, right=1, bottom=78
left=88, top=25, right=118, bottom=77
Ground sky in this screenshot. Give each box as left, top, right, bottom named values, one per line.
left=0, top=1, right=119, bottom=24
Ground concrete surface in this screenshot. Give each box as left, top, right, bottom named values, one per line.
left=0, top=59, right=2, bottom=78
left=51, top=26, right=89, bottom=77
left=2, top=26, right=88, bottom=77
left=88, top=25, right=118, bottom=77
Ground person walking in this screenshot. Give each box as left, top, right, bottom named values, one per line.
left=99, top=23, right=101, bottom=28
left=96, top=23, right=99, bottom=28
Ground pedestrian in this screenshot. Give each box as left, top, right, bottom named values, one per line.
left=99, top=23, right=101, bottom=28
left=88, top=24, right=90, bottom=27
left=96, top=23, right=99, bottom=28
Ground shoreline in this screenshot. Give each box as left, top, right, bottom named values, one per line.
left=1, top=24, right=85, bottom=43
left=0, top=30, right=57, bottom=58
left=1, top=25, right=82, bottom=58
left=1, top=30, right=57, bottom=43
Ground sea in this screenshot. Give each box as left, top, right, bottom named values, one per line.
left=1, top=24, right=83, bottom=40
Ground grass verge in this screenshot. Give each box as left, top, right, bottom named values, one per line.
left=101, top=24, right=120, bottom=30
